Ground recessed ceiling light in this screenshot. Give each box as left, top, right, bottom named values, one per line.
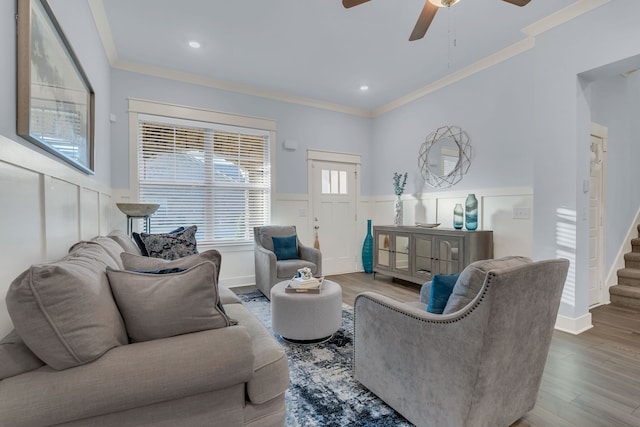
left=360, top=85, right=369, bottom=91
left=188, top=41, right=201, bottom=49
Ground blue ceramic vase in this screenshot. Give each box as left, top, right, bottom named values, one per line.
left=453, top=203, right=464, bottom=229
left=362, top=219, right=374, bottom=273
left=465, top=194, right=478, bottom=231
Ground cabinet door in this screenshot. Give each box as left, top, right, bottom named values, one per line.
left=376, top=231, right=392, bottom=268
left=413, top=234, right=434, bottom=281
left=393, top=233, right=410, bottom=273
left=436, top=236, right=464, bottom=275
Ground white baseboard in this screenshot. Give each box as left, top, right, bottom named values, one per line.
left=554, top=312, right=593, bottom=335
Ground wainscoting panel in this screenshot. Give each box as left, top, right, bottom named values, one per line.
left=0, top=136, right=111, bottom=336
left=81, top=187, right=101, bottom=240
left=44, top=177, right=81, bottom=261
left=0, top=162, right=44, bottom=336
left=482, top=194, right=533, bottom=258
left=99, top=193, right=112, bottom=236
left=367, top=188, right=534, bottom=262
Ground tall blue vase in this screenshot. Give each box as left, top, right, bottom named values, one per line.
left=362, top=219, right=374, bottom=273
left=465, top=194, right=478, bottom=231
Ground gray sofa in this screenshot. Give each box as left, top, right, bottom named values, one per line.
left=0, top=231, right=289, bottom=427
left=354, top=257, right=569, bottom=427
left=253, top=225, right=321, bottom=298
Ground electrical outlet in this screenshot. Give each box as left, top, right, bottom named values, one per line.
left=298, top=208, right=307, bottom=217
left=512, top=207, right=530, bottom=220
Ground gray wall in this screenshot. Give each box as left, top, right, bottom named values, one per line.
left=370, top=0, right=640, bottom=322
left=110, top=70, right=373, bottom=196
left=0, top=0, right=112, bottom=188
left=371, top=51, right=535, bottom=197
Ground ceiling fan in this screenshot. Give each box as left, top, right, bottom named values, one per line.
left=342, top=0, right=531, bottom=41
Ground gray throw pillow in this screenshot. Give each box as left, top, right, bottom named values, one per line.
left=6, top=248, right=128, bottom=370
left=138, top=225, right=198, bottom=260
left=107, top=230, right=142, bottom=255
left=0, top=330, right=44, bottom=379
left=106, top=262, right=234, bottom=342
left=121, top=249, right=222, bottom=282
left=443, top=256, right=533, bottom=314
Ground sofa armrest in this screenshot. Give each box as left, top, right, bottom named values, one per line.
left=353, top=291, right=490, bottom=427
left=0, top=326, right=255, bottom=427
left=298, top=242, right=322, bottom=276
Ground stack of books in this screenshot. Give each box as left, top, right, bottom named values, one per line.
left=285, top=277, right=324, bottom=293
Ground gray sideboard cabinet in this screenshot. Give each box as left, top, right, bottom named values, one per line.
left=372, top=226, right=493, bottom=285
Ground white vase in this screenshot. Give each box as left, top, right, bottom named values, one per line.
left=393, top=196, right=403, bottom=226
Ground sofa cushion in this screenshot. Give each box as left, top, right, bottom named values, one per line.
left=0, top=330, right=44, bottom=380
left=0, top=327, right=255, bottom=427
left=272, top=235, right=298, bottom=260
left=5, top=248, right=128, bottom=370
left=107, top=230, right=142, bottom=255
left=427, top=273, right=460, bottom=314
left=443, top=256, right=532, bottom=314
left=106, top=262, right=234, bottom=342
left=276, top=259, right=317, bottom=279
left=136, top=225, right=198, bottom=260
left=224, top=303, right=290, bottom=404
left=121, top=249, right=221, bottom=280
left=120, top=249, right=241, bottom=304
left=70, top=237, right=126, bottom=269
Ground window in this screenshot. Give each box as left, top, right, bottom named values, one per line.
left=321, top=169, right=348, bottom=194
left=132, top=103, right=273, bottom=245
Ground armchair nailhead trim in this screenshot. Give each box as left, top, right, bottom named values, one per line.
left=353, top=272, right=496, bottom=374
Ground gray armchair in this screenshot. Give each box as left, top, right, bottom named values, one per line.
left=253, top=225, right=322, bottom=299
left=354, top=258, right=569, bottom=427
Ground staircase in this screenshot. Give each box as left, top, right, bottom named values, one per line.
left=610, top=225, right=640, bottom=310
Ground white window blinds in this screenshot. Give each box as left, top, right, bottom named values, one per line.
left=137, top=115, right=271, bottom=244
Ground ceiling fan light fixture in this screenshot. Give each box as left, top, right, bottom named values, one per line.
left=428, top=0, right=461, bottom=7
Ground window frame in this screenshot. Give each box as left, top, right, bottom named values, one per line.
left=128, top=98, right=276, bottom=247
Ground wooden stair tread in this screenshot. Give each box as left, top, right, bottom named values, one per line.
left=624, top=252, right=640, bottom=261
left=617, top=268, right=640, bottom=279
left=610, top=284, right=640, bottom=298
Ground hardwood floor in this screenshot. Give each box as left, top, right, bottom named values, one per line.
left=237, top=273, right=640, bottom=426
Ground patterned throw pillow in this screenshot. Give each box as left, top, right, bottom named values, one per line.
left=138, top=225, right=198, bottom=260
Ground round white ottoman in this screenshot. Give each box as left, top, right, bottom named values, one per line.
left=270, top=279, right=342, bottom=343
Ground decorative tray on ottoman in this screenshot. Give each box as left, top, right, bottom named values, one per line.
left=285, top=277, right=324, bottom=293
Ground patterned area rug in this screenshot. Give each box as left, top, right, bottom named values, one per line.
left=238, top=291, right=413, bottom=427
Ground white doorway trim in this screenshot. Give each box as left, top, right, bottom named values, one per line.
left=589, top=122, right=608, bottom=307
left=307, top=149, right=362, bottom=274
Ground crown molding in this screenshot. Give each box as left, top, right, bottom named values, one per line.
left=88, top=0, right=609, bottom=119
left=522, top=0, right=610, bottom=37
left=113, top=59, right=372, bottom=118
left=372, top=37, right=535, bottom=117
left=87, top=0, right=117, bottom=64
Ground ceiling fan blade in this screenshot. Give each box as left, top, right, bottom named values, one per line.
left=502, top=0, right=531, bottom=6
left=409, top=1, right=438, bottom=41
left=342, top=0, right=370, bottom=8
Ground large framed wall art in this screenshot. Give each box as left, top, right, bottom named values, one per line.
left=16, top=0, right=95, bottom=174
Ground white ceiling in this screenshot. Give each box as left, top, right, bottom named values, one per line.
left=96, top=0, right=583, bottom=114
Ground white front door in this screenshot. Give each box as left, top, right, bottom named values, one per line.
left=589, top=131, right=606, bottom=306
left=310, top=159, right=358, bottom=275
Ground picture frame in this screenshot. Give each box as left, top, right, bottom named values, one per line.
left=16, top=0, right=95, bottom=174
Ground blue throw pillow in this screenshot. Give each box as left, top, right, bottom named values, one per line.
left=272, top=235, right=299, bottom=260
left=427, top=273, right=460, bottom=314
